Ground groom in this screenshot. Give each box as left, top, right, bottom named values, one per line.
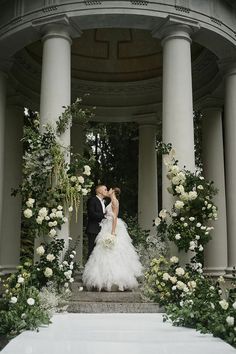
left=86, top=184, right=108, bottom=259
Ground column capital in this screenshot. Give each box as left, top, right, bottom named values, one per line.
left=32, top=14, right=82, bottom=43
left=152, top=15, right=200, bottom=45
left=198, top=96, right=223, bottom=112
left=218, top=57, right=236, bottom=77
left=133, top=113, right=159, bottom=126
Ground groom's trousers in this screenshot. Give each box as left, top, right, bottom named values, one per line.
left=87, top=233, right=97, bottom=259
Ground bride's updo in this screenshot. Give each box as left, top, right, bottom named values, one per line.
left=113, top=187, right=121, bottom=199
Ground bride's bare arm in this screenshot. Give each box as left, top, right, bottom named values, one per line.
left=111, top=199, right=119, bottom=235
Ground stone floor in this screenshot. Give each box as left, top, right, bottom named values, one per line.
left=2, top=313, right=236, bottom=354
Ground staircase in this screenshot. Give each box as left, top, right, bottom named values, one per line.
left=67, top=282, right=163, bottom=313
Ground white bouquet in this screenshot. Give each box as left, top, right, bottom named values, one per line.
left=101, top=232, right=116, bottom=249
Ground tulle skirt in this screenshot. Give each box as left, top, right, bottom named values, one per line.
left=82, top=218, right=143, bottom=291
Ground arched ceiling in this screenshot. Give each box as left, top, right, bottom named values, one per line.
left=25, top=28, right=203, bottom=82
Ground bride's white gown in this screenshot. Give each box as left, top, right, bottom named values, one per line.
left=83, top=203, right=143, bottom=291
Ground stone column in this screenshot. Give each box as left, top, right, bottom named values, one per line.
left=0, top=71, right=7, bottom=274
left=201, top=103, right=227, bottom=276
left=39, top=22, right=72, bottom=249
left=221, top=59, right=236, bottom=276
left=153, top=21, right=197, bottom=260
left=138, top=123, right=158, bottom=232
left=70, top=123, right=84, bottom=267
left=0, top=105, right=23, bottom=274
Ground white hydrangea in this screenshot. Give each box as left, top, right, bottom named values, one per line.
left=26, top=198, right=35, bottom=208
left=24, top=209, right=33, bottom=218
left=175, top=200, right=184, bottom=209
left=27, top=298, right=35, bottom=306
left=36, top=245, right=45, bottom=256
left=46, top=254, right=55, bottom=262
left=44, top=267, right=53, bottom=278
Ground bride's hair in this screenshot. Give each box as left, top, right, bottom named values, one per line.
left=113, top=187, right=121, bottom=199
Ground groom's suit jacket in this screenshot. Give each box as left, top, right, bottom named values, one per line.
left=86, top=196, right=105, bottom=234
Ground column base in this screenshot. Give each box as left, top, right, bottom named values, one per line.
left=0, top=264, right=18, bottom=275
left=203, top=266, right=227, bottom=277
left=224, top=266, right=236, bottom=279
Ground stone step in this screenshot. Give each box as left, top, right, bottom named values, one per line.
left=67, top=301, right=163, bottom=313
left=70, top=288, right=143, bottom=303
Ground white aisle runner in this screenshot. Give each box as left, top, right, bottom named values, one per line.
left=2, top=313, right=236, bottom=354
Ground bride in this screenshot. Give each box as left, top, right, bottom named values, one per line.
left=82, top=187, right=142, bottom=291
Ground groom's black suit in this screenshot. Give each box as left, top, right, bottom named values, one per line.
left=86, top=196, right=105, bottom=258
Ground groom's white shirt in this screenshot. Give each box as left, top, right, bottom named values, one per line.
left=96, top=195, right=106, bottom=214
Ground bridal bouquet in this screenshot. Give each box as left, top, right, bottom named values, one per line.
left=101, top=233, right=116, bottom=249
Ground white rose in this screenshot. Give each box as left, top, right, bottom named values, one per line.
left=68, top=206, right=73, bottom=212
left=176, top=281, right=185, bottom=290
left=50, top=212, right=56, bottom=219
left=83, top=165, right=91, bottom=176
left=26, top=198, right=35, bottom=208
left=172, top=176, right=181, bottom=185
left=46, top=254, right=55, bottom=262
left=48, top=221, right=54, bottom=227
left=63, top=217, right=68, bottom=223
left=172, top=286, right=177, bottom=291
left=188, top=281, right=197, bottom=289
left=63, top=261, right=68, bottom=266
left=175, top=201, right=184, bottom=209
left=56, top=210, right=63, bottom=218
left=18, top=276, right=24, bottom=284
left=175, top=234, right=181, bottom=240
left=196, top=222, right=201, bottom=227
left=226, top=316, right=235, bottom=326
left=195, top=235, right=200, bottom=240
left=36, top=216, right=43, bottom=224
left=69, top=278, right=74, bottom=283
left=170, top=256, right=179, bottom=264
left=78, top=176, right=85, bottom=184
left=49, top=229, right=57, bottom=238
left=197, top=185, right=204, bottom=190
left=82, top=189, right=88, bottom=196
left=189, top=191, right=198, bottom=200
left=44, top=267, right=53, bottom=278
left=69, top=254, right=74, bottom=259
left=45, top=216, right=50, bottom=221
left=36, top=246, right=45, bottom=256
left=189, top=241, right=196, bottom=251
left=24, top=208, right=33, bottom=218
left=162, top=273, right=170, bottom=281
left=232, top=301, right=236, bottom=310
left=198, top=245, right=204, bottom=252
left=70, top=176, right=77, bottom=182
left=79, top=286, right=84, bottom=292
left=170, top=276, right=177, bottom=284
left=177, top=172, right=186, bottom=184
left=154, top=217, right=161, bottom=226
left=189, top=217, right=195, bottom=221
left=175, top=185, right=185, bottom=194
left=159, top=209, right=168, bottom=219
left=72, top=250, right=76, bottom=255
left=27, top=298, right=35, bottom=306
left=38, top=207, right=48, bottom=218
left=64, top=282, right=69, bottom=288
left=10, top=296, right=17, bottom=304
left=183, top=223, right=188, bottom=227
left=57, top=205, right=63, bottom=210
left=175, top=267, right=185, bottom=276
left=180, top=192, right=189, bottom=202
left=171, top=165, right=180, bottom=175
left=53, top=221, right=58, bottom=226
left=219, top=299, right=229, bottom=310
left=172, top=212, right=177, bottom=217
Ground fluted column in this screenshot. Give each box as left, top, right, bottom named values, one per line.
left=0, top=71, right=7, bottom=274
left=201, top=102, right=227, bottom=276
left=0, top=105, right=23, bottom=274
left=221, top=59, right=236, bottom=276
left=39, top=22, right=72, bottom=249
left=70, top=123, right=84, bottom=267
left=138, top=122, right=158, bottom=231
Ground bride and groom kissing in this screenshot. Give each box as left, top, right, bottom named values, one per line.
left=82, top=184, right=142, bottom=292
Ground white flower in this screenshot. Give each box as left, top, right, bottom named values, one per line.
left=232, top=301, right=236, bottom=310
left=170, top=276, right=177, bottom=284
left=36, top=246, right=45, bottom=256
left=219, top=299, right=229, bottom=310
left=170, top=256, right=179, bottom=264
left=78, top=176, right=85, bottom=184
left=79, top=286, right=84, bottom=291
left=36, top=216, right=44, bottom=224
left=63, top=217, right=68, bottom=223
left=159, top=209, right=168, bottom=219
left=175, top=185, right=185, bottom=194
left=63, top=261, right=68, bottom=266
left=171, top=165, right=180, bottom=175
left=56, top=210, right=63, bottom=218
left=163, top=273, right=170, bottom=281
left=218, top=276, right=225, bottom=283
left=45, top=216, right=50, bottom=220
left=70, top=254, right=74, bottom=259
left=207, top=204, right=212, bottom=209
left=44, top=267, right=53, bottom=278
left=189, top=217, right=195, bottom=221
left=175, top=267, right=185, bottom=276
left=24, top=208, right=33, bottom=218
left=64, top=282, right=69, bottom=288
left=27, top=298, right=35, bottom=306
left=180, top=192, right=189, bottom=202
left=210, top=303, right=215, bottom=309
left=48, top=221, right=54, bottom=227
left=180, top=217, right=185, bottom=221
left=82, top=188, right=88, bottom=196
left=10, top=296, right=17, bottom=304
left=183, top=223, right=188, bottom=227
left=46, top=254, right=55, bottom=262
left=83, top=165, right=91, bottom=176
left=70, top=264, right=74, bottom=270
left=226, top=316, right=235, bottom=326
left=189, top=241, right=196, bottom=251
left=70, top=176, right=77, bottom=182
left=57, top=205, right=63, bottom=210
left=198, top=245, right=204, bottom=252
left=188, top=281, right=197, bottom=289
left=188, top=191, right=198, bottom=200
left=72, top=250, right=76, bottom=255
left=24, top=107, right=30, bottom=116
left=38, top=207, right=48, bottom=218
left=69, top=278, right=74, bottom=283
left=196, top=222, right=201, bottom=227
left=49, top=229, right=57, bottom=238
left=175, top=234, right=181, bottom=240
left=195, top=235, right=200, bottom=240
left=26, top=198, right=35, bottom=208
left=18, top=276, right=24, bottom=284
left=154, top=217, right=161, bottom=226
left=197, top=185, right=204, bottom=190
left=176, top=281, right=185, bottom=290
left=175, top=200, right=184, bottom=209
left=49, top=212, right=56, bottom=219
left=68, top=206, right=73, bottom=212
left=172, top=212, right=177, bottom=217
left=200, top=176, right=204, bottom=180
left=172, top=286, right=177, bottom=291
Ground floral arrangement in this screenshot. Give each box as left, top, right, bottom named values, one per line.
left=143, top=256, right=236, bottom=347
left=99, top=233, right=116, bottom=249
left=154, top=146, right=217, bottom=262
